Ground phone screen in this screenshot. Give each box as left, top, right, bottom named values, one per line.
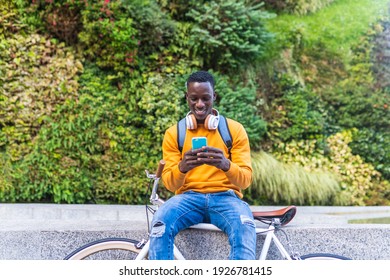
left=192, top=137, right=207, bottom=150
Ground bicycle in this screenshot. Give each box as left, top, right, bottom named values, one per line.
left=64, top=160, right=351, bottom=260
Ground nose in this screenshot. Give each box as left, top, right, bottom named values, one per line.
left=195, top=99, right=205, bottom=108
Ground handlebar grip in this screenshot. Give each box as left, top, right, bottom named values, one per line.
left=155, top=160, right=165, bottom=179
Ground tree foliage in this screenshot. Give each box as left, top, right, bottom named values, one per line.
left=187, top=0, right=275, bottom=72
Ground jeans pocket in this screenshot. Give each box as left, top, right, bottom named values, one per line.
left=226, top=189, right=251, bottom=207
left=226, top=189, right=235, bottom=196
left=226, top=189, right=241, bottom=199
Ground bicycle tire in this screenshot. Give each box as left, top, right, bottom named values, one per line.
left=300, top=253, right=351, bottom=260
left=64, top=237, right=146, bottom=260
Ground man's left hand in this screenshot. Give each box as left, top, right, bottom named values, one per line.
left=195, top=146, right=231, bottom=172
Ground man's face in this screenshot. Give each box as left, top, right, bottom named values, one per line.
left=186, top=82, right=216, bottom=123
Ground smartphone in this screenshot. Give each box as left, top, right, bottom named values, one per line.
left=192, top=137, right=207, bottom=150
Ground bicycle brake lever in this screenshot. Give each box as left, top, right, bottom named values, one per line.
left=145, top=170, right=156, bottom=179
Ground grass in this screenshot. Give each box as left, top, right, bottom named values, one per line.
left=246, top=151, right=341, bottom=206
left=267, top=0, right=390, bottom=60
left=349, top=217, right=390, bottom=224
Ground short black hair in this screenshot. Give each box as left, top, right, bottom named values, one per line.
left=186, top=70, right=215, bottom=89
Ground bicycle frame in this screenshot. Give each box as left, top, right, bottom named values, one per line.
left=257, top=225, right=292, bottom=260
left=187, top=222, right=293, bottom=260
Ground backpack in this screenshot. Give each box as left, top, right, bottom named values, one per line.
left=177, top=114, right=233, bottom=158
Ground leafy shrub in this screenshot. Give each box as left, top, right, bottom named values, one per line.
left=0, top=152, right=15, bottom=202
left=0, top=1, right=27, bottom=38
left=372, top=21, right=390, bottom=88
left=326, top=130, right=389, bottom=205
left=26, top=0, right=142, bottom=75
left=120, top=0, right=200, bottom=74
left=10, top=64, right=188, bottom=204
left=78, top=1, right=140, bottom=76
left=27, top=0, right=182, bottom=75
left=21, top=0, right=86, bottom=42
left=153, top=21, right=203, bottom=74
left=339, top=25, right=389, bottom=131
left=187, top=0, right=275, bottom=72
left=0, top=32, right=82, bottom=161
left=212, top=72, right=267, bottom=150
left=320, top=23, right=390, bottom=179
left=350, top=129, right=390, bottom=181
left=121, top=0, right=176, bottom=58
left=267, top=75, right=326, bottom=144
left=157, top=0, right=203, bottom=21
left=273, top=130, right=390, bottom=206
left=326, top=84, right=389, bottom=132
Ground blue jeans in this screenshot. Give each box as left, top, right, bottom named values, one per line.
left=148, top=190, right=256, bottom=260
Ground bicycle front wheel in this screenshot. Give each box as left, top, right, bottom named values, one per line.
left=64, top=237, right=146, bottom=260
left=301, top=253, right=351, bottom=260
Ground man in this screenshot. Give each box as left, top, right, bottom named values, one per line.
left=149, top=70, right=256, bottom=259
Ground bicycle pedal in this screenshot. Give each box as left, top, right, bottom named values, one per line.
left=290, top=253, right=302, bottom=260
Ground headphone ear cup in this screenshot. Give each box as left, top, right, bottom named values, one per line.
left=205, top=114, right=219, bottom=130
left=186, top=114, right=197, bottom=130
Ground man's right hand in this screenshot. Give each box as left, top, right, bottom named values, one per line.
left=178, top=148, right=206, bottom=173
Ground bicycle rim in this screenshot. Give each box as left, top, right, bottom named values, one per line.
left=301, top=253, right=351, bottom=260
left=64, top=237, right=146, bottom=260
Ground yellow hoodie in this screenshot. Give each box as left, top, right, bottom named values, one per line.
left=161, top=118, right=252, bottom=198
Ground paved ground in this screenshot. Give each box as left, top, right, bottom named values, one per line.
left=1, top=204, right=389, bottom=260
left=1, top=203, right=390, bottom=229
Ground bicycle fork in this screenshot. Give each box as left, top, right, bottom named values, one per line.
left=135, top=240, right=186, bottom=260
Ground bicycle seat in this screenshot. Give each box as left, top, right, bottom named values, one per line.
left=252, top=205, right=297, bottom=226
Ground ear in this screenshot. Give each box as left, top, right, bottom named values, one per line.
left=213, top=91, right=217, bottom=101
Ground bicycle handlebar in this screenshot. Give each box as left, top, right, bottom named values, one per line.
left=155, top=160, right=165, bottom=179
left=148, top=159, right=166, bottom=206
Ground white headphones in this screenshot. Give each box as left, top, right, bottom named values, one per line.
left=186, top=109, right=220, bottom=130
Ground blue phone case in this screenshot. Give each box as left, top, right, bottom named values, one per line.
left=192, top=137, right=207, bottom=150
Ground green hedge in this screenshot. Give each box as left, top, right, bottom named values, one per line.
left=1, top=0, right=389, bottom=205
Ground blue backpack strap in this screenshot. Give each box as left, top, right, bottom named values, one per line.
left=177, top=117, right=186, bottom=153
left=218, top=115, right=233, bottom=158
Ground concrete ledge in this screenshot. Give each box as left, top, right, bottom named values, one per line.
left=0, top=204, right=389, bottom=260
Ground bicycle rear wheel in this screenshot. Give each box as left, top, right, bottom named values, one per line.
left=301, top=253, right=351, bottom=260
left=64, top=237, right=146, bottom=260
